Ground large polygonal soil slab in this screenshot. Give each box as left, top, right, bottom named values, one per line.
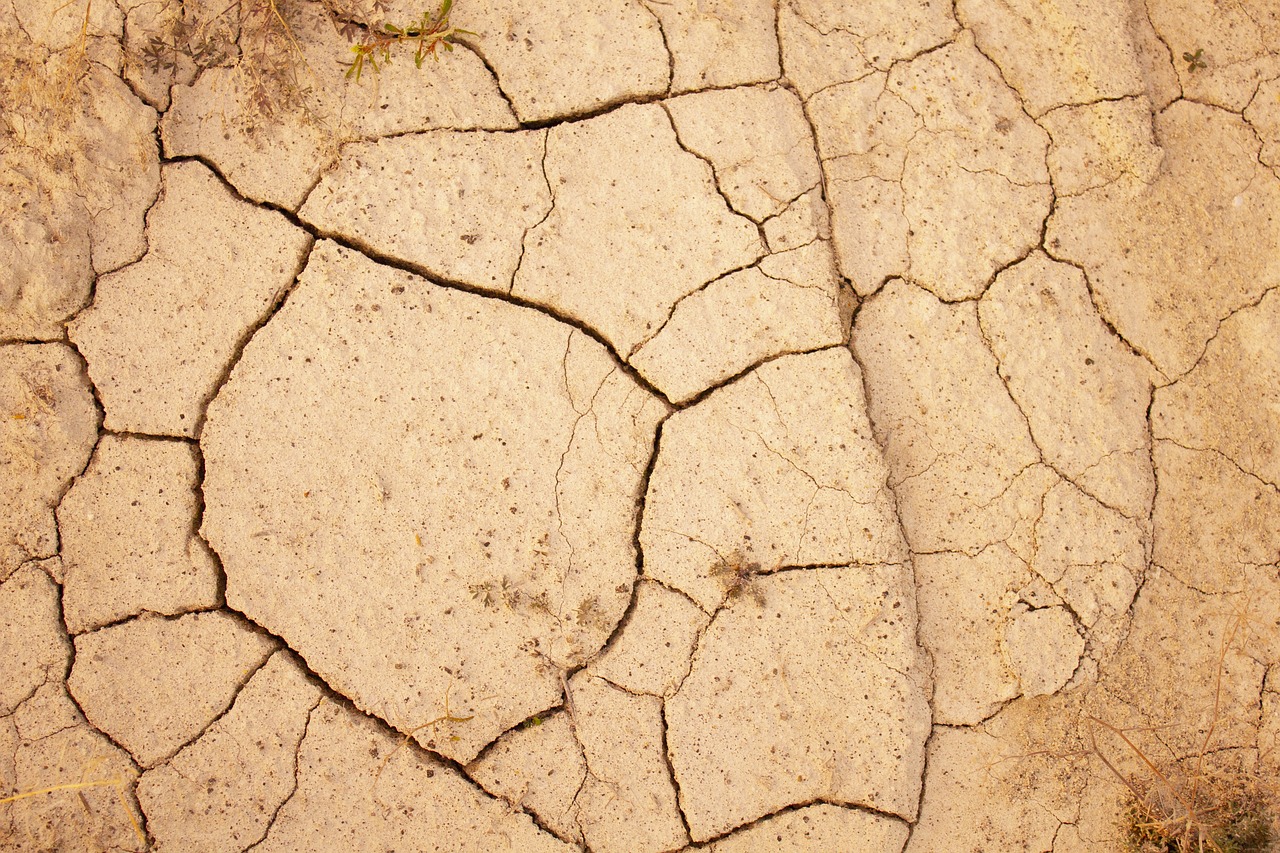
left=642, top=348, right=907, bottom=610
left=808, top=31, right=1051, bottom=299
left=253, top=697, right=573, bottom=852
left=1, top=54, right=158, bottom=340
left=202, top=240, right=667, bottom=763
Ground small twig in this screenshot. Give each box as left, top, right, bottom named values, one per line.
left=372, top=682, right=473, bottom=787
left=0, top=777, right=148, bottom=848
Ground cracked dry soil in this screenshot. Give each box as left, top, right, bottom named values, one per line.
left=3, top=0, right=1280, bottom=850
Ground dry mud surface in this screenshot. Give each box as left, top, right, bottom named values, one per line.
left=3, top=0, right=1280, bottom=850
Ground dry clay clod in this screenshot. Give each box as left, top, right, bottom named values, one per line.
left=160, top=0, right=515, bottom=209
left=70, top=160, right=311, bottom=438
left=643, top=347, right=906, bottom=611
left=0, top=344, right=99, bottom=582
left=1047, top=101, right=1280, bottom=379
left=202, top=240, right=666, bottom=764
left=68, top=610, right=277, bottom=769
left=0, top=564, right=69, bottom=717
left=58, top=434, right=221, bottom=633
left=667, top=568, right=930, bottom=841
left=808, top=32, right=1051, bottom=300
left=137, top=650, right=324, bottom=852
left=249, top=697, right=572, bottom=851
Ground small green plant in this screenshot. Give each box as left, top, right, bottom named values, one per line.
left=1183, top=48, right=1207, bottom=73
left=341, top=0, right=473, bottom=82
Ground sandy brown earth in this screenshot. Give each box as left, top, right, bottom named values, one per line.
left=3, top=0, right=1280, bottom=850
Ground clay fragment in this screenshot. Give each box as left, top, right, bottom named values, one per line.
left=68, top=611, right=277, bottom=768
left=0, top=344, right=99, bottom=581
left=58, top=435, right=220, bottom=633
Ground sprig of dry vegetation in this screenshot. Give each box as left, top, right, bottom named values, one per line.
left=132, top=0, right=469, bottom=118
left=2, top=0, right=473, bottom=149
left=1093, top=599, right=1279, bottom=852
left=0, top=0, right=94, bottom=146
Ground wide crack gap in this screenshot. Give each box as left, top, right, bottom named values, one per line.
left=175, top=141, right=680, bottom=803
left=189, top=439, right=228, bottom=609
left=438, top=34, right=518, bottom=120
left=93, top=429, right=194, bottom=443
left=35, top=566, right=76, bottom=693
left=177, top=595, right=556, bottom=804
left=572, top=533, right=676, bottom=676
left=69, top=604, right=227, bottom=639
left=0, top=336, right=76, bottom=346
left=692, top=798, right=911, bottom=848
left=514, top=90, right=675, bottom=132
left=462, top=705, right=568, bottom=769
left=659, top=697, right=693, bottom=843
left=203, top=531, right=653, bottom=847
left=39, top=9, right=1266, bottom=848
left=154, top=87, right=884, bottom=425
left=1139, top=392, right=1159, bottom=580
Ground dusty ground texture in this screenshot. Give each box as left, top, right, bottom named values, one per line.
left=3, top=0, right=1280, bottom=850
